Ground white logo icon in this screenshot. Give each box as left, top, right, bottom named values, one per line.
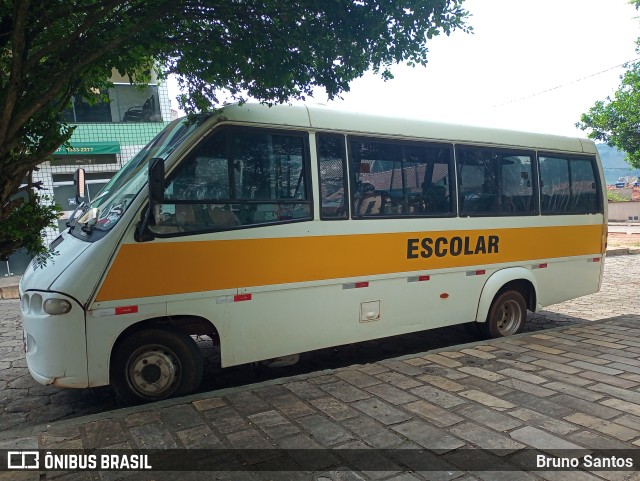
left=7, top=451, right=39, bottom=469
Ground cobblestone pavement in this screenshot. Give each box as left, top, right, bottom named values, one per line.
left=0, top=254, right=637, bottom=433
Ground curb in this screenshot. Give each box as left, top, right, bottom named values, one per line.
left=0, top=285, right=19, bottom=300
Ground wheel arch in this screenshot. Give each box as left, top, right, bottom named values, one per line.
left=475, top=267, right=538, bottom=324
left=108, top=315, right=220, bottom=382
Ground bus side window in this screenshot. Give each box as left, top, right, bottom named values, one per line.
left=457, top=147, right=534, bottom=216
left=152, top=128, right=312, bottom=235
left=349, top=138, right=454, bottom=218
left=317, top=134, right=348, bottom=219
left=539, top=155, right=600, bottom=215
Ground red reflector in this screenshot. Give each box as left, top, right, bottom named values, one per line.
left=440, top=293, right=449, bottom=299
left=234, top=294, right=252, bottom=302
left=539, top=263, right=548, bottom=269
left=418, top=275, right=430, bottom=282
left=115, top=306, right=138, bottom=315
left=592, top=258, right=601, bottom=263
left=476, top=270, right=486, bottom=275
left=354, top=282, right=369, bottom=288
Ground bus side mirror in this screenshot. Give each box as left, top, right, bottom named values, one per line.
left=74, top=168, right=86, bottom=204
left=135, top=158, right=164, bottom=242
left=148, top=158, right=165, bottom=204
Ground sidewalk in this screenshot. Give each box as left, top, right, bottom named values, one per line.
left=3, top=315, right=640, bottom=480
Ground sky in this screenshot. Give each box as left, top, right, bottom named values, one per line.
left=167, top=0, right=640, bottom=138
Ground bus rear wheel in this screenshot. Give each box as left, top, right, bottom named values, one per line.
left=111, top=327, right=203, bottom=405
left=482, top=290, right=527, bottom=338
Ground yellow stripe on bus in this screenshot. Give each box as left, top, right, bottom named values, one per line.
left=95, top=225, right=602, bottom=302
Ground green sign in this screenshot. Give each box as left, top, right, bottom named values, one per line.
left=55, top=141, right=120, bottom=155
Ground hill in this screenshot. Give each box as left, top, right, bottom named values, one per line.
left=596, top=144, right=640, bottom=185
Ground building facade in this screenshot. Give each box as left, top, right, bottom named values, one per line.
left=2, top=71, right=173, bottom=277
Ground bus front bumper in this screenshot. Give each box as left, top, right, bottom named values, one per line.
left=20, top=290, right=89, bottom=389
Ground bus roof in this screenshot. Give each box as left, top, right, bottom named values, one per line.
left=214, top=103, right=595, bottom=155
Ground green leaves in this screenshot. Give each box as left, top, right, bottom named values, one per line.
left=577, top=61, right=640, bottom=169
left=0, top=0, right=471, bottom=262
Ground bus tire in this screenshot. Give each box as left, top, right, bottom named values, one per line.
left=110, top=327, right=203, bottom=405
left=482, top=290, right=527, bottom=339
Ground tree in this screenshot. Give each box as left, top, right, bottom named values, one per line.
left=0, top=0, right=470, bottom=263
left=577, top=1, right=640, bottom=168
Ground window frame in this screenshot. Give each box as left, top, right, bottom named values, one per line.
left=347, top=136, right=456, bottom=220
left=316, top=133, right=350, bottom=220
left=150, top=125, right=314, bottom=238
left=455, top=144, right=539, bottom=217
left=537, top=151, right=603, bottom=216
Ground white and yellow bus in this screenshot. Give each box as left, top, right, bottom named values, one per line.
left=19, top=104, right=606, bottom=404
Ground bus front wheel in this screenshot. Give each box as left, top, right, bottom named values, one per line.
left=111, top=327, right=203, bottom=405
left=482, top=290, right=527, bottom=338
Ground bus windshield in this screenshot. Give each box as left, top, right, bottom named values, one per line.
left=70, top=114, right=211, bottom=238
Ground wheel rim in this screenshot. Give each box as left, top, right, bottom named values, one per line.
left=126, top=344, right=181, bottom=399
left=495, top=299, right=523, bottom=335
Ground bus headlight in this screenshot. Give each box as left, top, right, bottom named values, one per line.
left=43, top=298, right=72, bottom=315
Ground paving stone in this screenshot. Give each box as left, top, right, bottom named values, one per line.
left=226, top=429, right=279, bottom=465
left=83, top=419, right=128, bottom=448
left=495, top=358, right=541, bottom=372
left=284, top=380, right=325, bottom=400
left=247, top=410, right=300, bottom=439
left=605, top=362, right=640, bottom=375
left=509, top=426, right=585, bottom=454
left=129, top=421, right=179, bottom=449
left=5, top=394, right=49, bottom=412
left=374, top=371, right=423, bottom=390
left=403, top=400, right=464, bottom=428
left=507, top=407, right=578, bottom=436
left=531, top=359, right=581, bottom=374
left=25, top=403, right=73, bottom=424
left=460, top=348, right=497, bottom=360
left=457, top=376, right=514, bottom=397
left=364, top=383, right=419, bottom=405
left=501, top=391, right=574, bottom=418
left=335, top=369, right=382, bottom=388
left=297, top=414, right=352, bottom=446
left=203, top=406, right=248, bottom=433
left=566, top=360, right=624, bottom=375
left=341, top=416, right=407, bottom=448
left=448, top=421, right=525, bottom=454
left=175, top=424, right=223, bottom=448
left=351, top=398, right=412, bottom=426
left=495, top=368, right=547, bottom=384
left=457, top=390, right=514, bottom=411
left=420, top=364, right=469, bottom=380
left=498, top=378, right=556, bottom=397
left=123, top=410, right=161, bottom=427
left=225, top=391, right=272, bottom=416
left=576, top=370, right=637, bottom=389
left=550, top=394, right=623, bottom=420
left=320, top=381, right=371, bottom=403
left=522, top=343, right=565, bottom=355
left=542, top=382, right=604, bottom=402
left=422, top=354, right=462, bottom=368
left=458, top=366, right=505, bottom=382
left=192, top=397, right=226, bottom=411
left=567, top=430, right=636, bottom=450
left=160, top=404, right=205, bottom=431
left=266, top=393, right=316, bottom=418
left=391, top=420, right=465, bottom=453
left=536, top=369, right=594, bottom=387
left=454, top=404, right=522, bottom=432
left=589, top=383, right=640, bottom=404
left=600, top=398, right=640, bottom=417
left=415, top=374, right=465, bottom=392
left=310, top=397, right=358, bottom=421
left=379, top=359, right=425, bottom=376
left=563, top=413, right=638, bottom=441
left=409, top=385, right=467, bottom=408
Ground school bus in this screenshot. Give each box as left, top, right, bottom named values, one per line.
left=19, top=104, right=606, bottom=404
